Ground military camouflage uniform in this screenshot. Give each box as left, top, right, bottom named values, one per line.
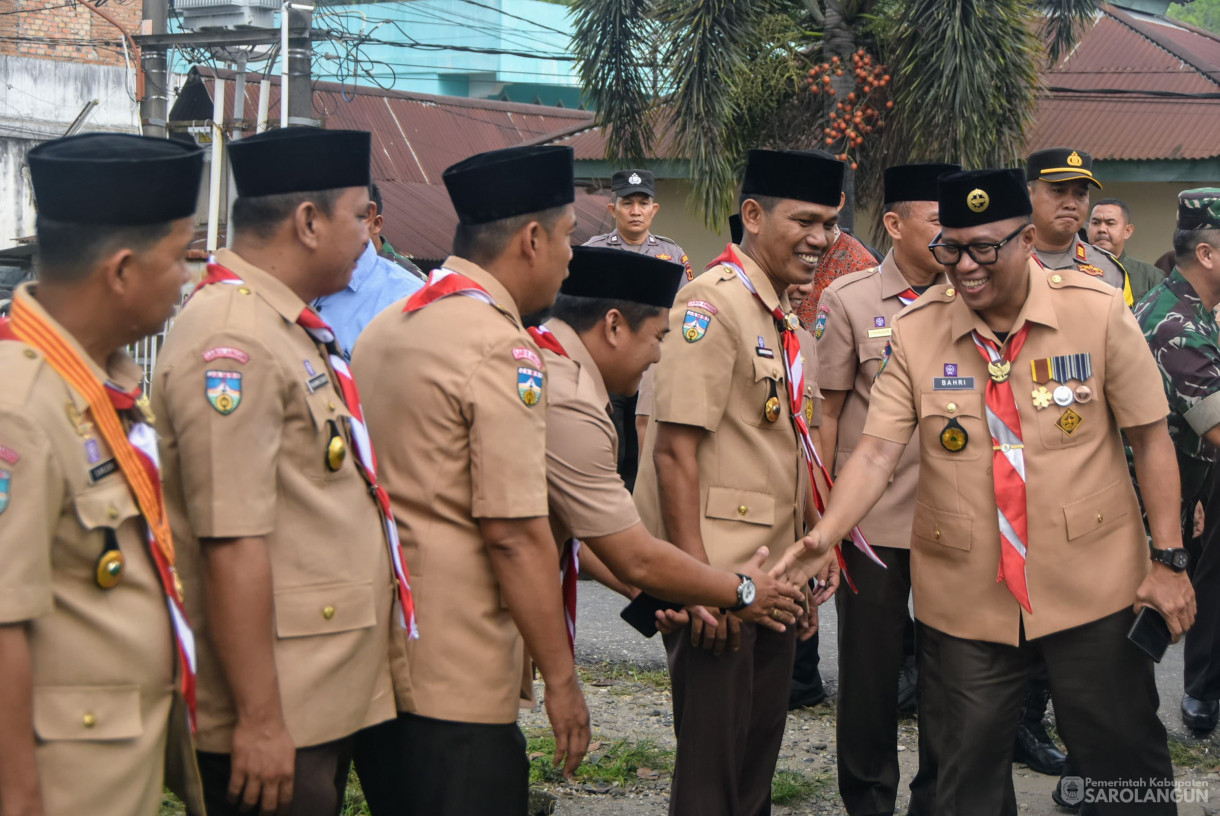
left=584, top=231, right=693, bottom=281
left=378, top=238, right=427, bottom=282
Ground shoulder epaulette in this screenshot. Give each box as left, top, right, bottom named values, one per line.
left=825, top=265, right=881, bottom=295
left=1046, top=268, right=1116, bottom=295
left=894, top=283, right=954, bottom=319
left=0, top=342, right=48, bottom=407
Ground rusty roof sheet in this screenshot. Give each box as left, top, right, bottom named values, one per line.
left=1027, top=5, right=1220, bottom=161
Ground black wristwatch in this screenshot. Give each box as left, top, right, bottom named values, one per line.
left=1150, top=548, right=1190, bottom=573
left=724, top=573, right=757, bottom=612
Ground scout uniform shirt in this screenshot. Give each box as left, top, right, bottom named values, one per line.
left=634, top=246, right=818, bottom=572
left=1135, top=268, right=1220, bottom=509
left=352, top=256, right=549, bottom=725
left=817, top=251, right=942, bottom=551
left=153, top=248, right=396, bottom=752
left=1033, top=234, right=1127, bottom=296
left=863, top=263, right=1168, bottom=645
left=584, top=230, right=694, bottom=280
left=0, top=288, right=201, bottom=816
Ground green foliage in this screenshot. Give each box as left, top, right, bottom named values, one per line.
left=1169, top=0, right=1220, bottom=32
left=1168, top=737, right=1217, bottom=770
left=526, top=732, right=675, bottom=786
left=577, top=661, right=671, bottom=690
left=771, top=768, right=833, bottom=804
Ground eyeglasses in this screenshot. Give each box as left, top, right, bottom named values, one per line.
left=928, top=223, right=1028, bottom=266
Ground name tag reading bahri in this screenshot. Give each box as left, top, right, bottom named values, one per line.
left=933, top=377, right=975, bottom=390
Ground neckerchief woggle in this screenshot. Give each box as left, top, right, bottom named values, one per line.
left=708, top=245, right=885, bottom=589
left=0, top=290, right=198, bottom=729
left=195, top=262, right=419, bottom=638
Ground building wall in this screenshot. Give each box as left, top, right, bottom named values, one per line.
left=0, top=0, right=140, bottom=66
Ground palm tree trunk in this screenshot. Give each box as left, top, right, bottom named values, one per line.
left=823, top=0, right=858, bottom=229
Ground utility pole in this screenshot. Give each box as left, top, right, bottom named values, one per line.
left=286, top=2, right=315, bottom=127
left=140, top=0, right=169, bottom=137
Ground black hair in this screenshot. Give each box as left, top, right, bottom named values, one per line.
left=230, top=189, right=341, bottom=240
left=551, top=293, right=664, bottom=333
left=885, top=201, right=914, bottom=218
left=738, top=193, right=782, bottom=214
left=1173, top=228, right=1220, bottom=264
left=1092, top=198, right=1131, bottom=222
left=451, top=205, right=569, bottom=265
left=369, top=182, right=384, bottom=218
left=35, top=215, right=174, bottom=282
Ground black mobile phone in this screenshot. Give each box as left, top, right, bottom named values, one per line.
left=1127, top=606, right=1172, bottom=663
left=620, top=592, right=685, bottom=638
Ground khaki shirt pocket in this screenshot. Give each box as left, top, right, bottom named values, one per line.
left=33, top=685, right=142, bottom=741
left=858, top=339, right=888, bottom=380
left=743, top=357, right=788, bottom=429
left=1063, top=479, right=1131, bottom=541
left=274, top=580, right=377, bottom=638
left=919, top=392, right=986, bottom=462
left=912, top=502, right=972, bottom=552
left=73, top=480, right=140, bottom=531
left=706, top=487, right=776, bottom=527
left=1035, top=393, right=1096, bottom=450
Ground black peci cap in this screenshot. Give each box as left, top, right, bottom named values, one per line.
left=561, top=246, right=684, bottom=309
left=29, top=132, right=203, bottom=226
left=611, top=169, right=655, bottom=198
left=228, top=127, right=371, bottom=197
left=1026, top=147, right=1102, bottom=189
left=884, top=163, right=962, bottom=205
left=938, top=169, right=1033, bottom=229
left=444, top=145, right=575, bottom=225
left=741, top=149, right=844, bottom=208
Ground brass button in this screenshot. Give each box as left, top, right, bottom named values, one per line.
left=771, top=369, right=779, bottom=378
left=238, top=286, right=251, bottom=295
left=947, top=402, right=957, bottom=414
left=82, top=712, right=96, bottom=728
left=322, top=605, right=336, bottom=620
left=107, top=505, right=119, bottom=520
left=934, top=529, right=941, bottom=540
left=945, top=287, right=955, bottom=298
left=1051, top=274, right=1062, bottom=284
left=23, top=349, right=36, bottom=359
left=328, top=401, right=336, bottom=412
left=737, top=505, right=748, bottom=516
left=1097, top=513, right=1103, bottom=524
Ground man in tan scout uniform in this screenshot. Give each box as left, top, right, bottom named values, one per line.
left=633, top=148, right=842, bottom=816
left=540, top=245, right=805, bottom=633
left=154, top=127, right=399, bottom=815
left=0, top=133, right=204, bottom=816
left=350, top=145, right=590, bottom=816
left=816, top=162, right=958, bottom=816
left=779, top=168, right=1195, bottom=815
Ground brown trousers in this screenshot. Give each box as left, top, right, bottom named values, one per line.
left=919, top=608, right=1174, bottom=816
left=193, top=737, right=354, bottom=816
left=663, top=621, right=796, bottom=816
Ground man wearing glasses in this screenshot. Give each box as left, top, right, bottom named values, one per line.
left=774, top=168, right=1193, bottom=815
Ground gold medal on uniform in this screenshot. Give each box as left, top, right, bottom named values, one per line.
left=987, top=360, right=1011, bottom=383
left=803, top=398, right=814, bottom=423
left=135, top=393, right=155, bottom=424
left=95, top=548, right=125, bottom=589
left=940, top=418, right=968, bottom=452
left=66, top=402, right=94, bottom=438
left=1032, top=386, right=1053, bottom=409
left=325, top=420, right=347, bottom=471
left=764, top=396, right=781, bottom=423
left=1056, top=407, right=1083, bottom=435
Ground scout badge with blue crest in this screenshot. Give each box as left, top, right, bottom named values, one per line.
left=875, top=340, right=892, bottom=380
left=518, top=367, right=543, bottom=406
left=205, top=370, right=242, bottom=415
left=814, top=304, right=830, bottom=340
left=683, top=309, right=711, bottom=343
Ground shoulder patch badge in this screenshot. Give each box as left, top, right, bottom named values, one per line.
left=1078, top=263, right=1105, bottom=278
left=203, top=346, right=250, bottom=364
left=517, top=367, right=543, bottom=406
left=0, top=445, right=19, bottom=466
left=814, top=310, right=828, bottom=340
left=1075, top=242, right=1088, bottom=262
left=683, top=309, right=712, bottom=342
left=512, top=347, right=542, bottom=368
left=657, top=253, right=673, bottom=261
left=205, top=370, right=243, bottom=415
left=0, top=468, right=10, bottom=514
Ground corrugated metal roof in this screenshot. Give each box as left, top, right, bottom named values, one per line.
left=1027, top=5, right=1220, bottom=160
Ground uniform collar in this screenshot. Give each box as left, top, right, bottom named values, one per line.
left=730, top=244, right=791, bottom=314
left=881, top=250, right=945, bottom=298
left=547, top=319, right=611, bottom=414
left=614, top=230, right=655, bottom=247
left=439, top=255, right=524, bottom=324
left=213, top=248, right=311, bottom=325
left=948, top=258, right=1059, bottom=344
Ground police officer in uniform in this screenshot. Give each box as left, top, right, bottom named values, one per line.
left=351, top=146, right=590, bottom=816
left=777, top=168, right=1195, bottom=815
left=0, top=133, right=204, bottom=815
left=154, top=128, right=402, bottom=816
left=633, top=149, right=842, bottom=816
left=1026, top=148, right=1131, bottom=303
left=1136, top=188, right=1220, bottom=733
left=816, top=162, right=959, bottom=815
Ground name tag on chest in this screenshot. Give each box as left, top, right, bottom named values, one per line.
left=867, top=328, right=892, bottom=338
left=933, top=377, right=975, bottom=390
left=89, top=458, right=119, bottom=482
left=306, top=372, right=330, bottom=393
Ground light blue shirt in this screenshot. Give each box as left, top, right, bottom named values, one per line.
left=313, top=241, right=424, bottom=360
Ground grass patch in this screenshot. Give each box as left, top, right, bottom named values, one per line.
left=1168, top=737, right=1218, bottom=770
left=771, top=769, right=833, bottom=805
left=578, top=661, right=670, bottom=691
left=527, top=732, right=674, bottom=787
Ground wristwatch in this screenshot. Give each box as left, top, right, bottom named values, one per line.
left=726, top=573, right=757, bottom=612
left=1150, top=548, right=1190, bottom=572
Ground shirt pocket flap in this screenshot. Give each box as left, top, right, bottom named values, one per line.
left=1063, top=479, right=1131, bottom=541
left=275, top=580, right=376, bottom=639
left=919, top=392, right=985, bottom=420
left=33, top=685, right=142, bottom=741
left=303, top=386, right=352, bottom=431
left=706, top=487, right=775, bottom=527
left=912, top=502, right=972, bottom=551
left=752, top=357, right=785, bottom=384
left=73, top=481, right=140, bottom=531
left=858, top=339, right=889, bottom=362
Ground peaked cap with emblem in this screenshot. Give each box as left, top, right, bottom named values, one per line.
left=562, top=246, right=683, bottom=309
left=1026, top=147, right=1102, bottom=190
left=884, top=162, right=962, bottom=205
left=741, top=149, right=844, bottom=208
left=228, top=126, right=370, bottom=197
left=29, top=132, right=204, bottom=225
left=444, top=145, right=575, bottom=225
left=612, top=169, right=655, bottom=198
left=938, top=168, right=1032, bottom=228
left=1177, top=188, right=1220, bottom=231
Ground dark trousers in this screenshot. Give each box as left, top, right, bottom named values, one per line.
left=609, top=392, right=639, bottom=491
left=352, top=711, right=528, bottom=816
left=194, top=737, right=354, bottom=816
left=835, top=545, right=933, bottom=816
left=789, top=630, right=823, bottom=704
left=664, top=621, right=797, bottom=816
left=1185, top=464, right=1220, bottom=699
left=919, top=609, right=1174, bottom=816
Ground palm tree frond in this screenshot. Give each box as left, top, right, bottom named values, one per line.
left=1040, top=0, right=1099, bottom=65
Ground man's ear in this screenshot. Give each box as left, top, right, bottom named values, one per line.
left=371, top=212, right=384, bottom=238
left=650, top=202, right=660, bottom=217
left=741, top=199, right=765, bottom=235
left=519, top=220, right=544, bottom=263
left=1124, top=222, right=1135, bottom=240
left=603, top=308, right=624, bottom=347
left=294, top=201, right=321, bottom=250
left=882, top=211, right=902, bottom=242
left=100, top=246, right=136, bottom=296
left=837, top=191, right=846, bottom=212
left=606, top=200, right=616, bottom=216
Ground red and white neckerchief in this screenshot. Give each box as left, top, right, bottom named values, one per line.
left=709, top=246, right=885, bottom=584
left=528, top=324, right=581, bottom=654
left=402, top=266, right=498, bottom=312
left=196, top=263, right=419, bottom=637
left=896, top=287, right=920, bottom=307
left=971, top=324, right=1033, bottom=613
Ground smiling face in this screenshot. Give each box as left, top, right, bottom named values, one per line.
left=609, top=193, right=659, bottom=244
left=1030, top=179, right=1091, bottom=248
left=742, top=197, right=839, bottom=292
left=938, top=217, right=1035, bottom=327
left=1087, top=204, right=1134, bottom=257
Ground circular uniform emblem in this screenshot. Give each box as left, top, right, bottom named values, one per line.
left=628, top=172, right=642, bottom=185
left=1067, top=151, right=1083, bottom=167
left=685, top=326, right=701, bottom=342
left=95, top=549, right=125, bottom=589
left=216, top=393, right=233, bottom=413
left=764, top=396, right=781, bottom=423
left=327, top=435, right=347, bottom=471
left=940, top=418, right=968, bottom=452
left=1052, top=385, right=1075, bottom=407
left=967, top=189, right=990, bottom=213
left=783, top=313, right=800, bottom=332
